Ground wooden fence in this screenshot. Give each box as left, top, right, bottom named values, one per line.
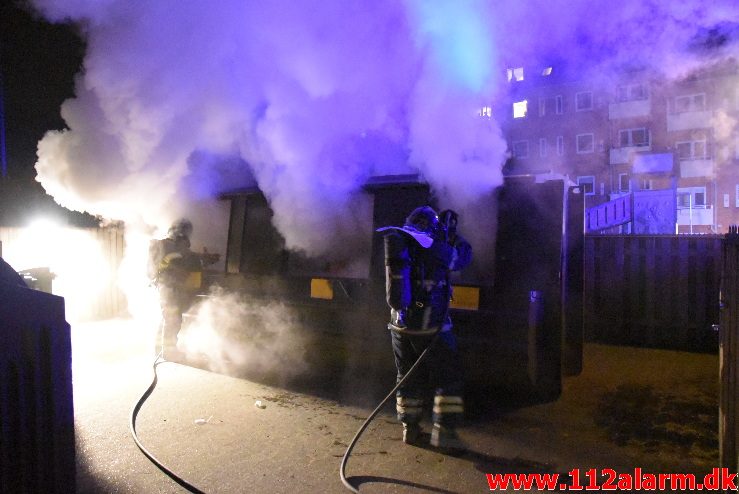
left=584, top=234, right=722, bottom=352
left=720, top=230, right=739, bottom=475
left=0, top=226, right=126, bottom=320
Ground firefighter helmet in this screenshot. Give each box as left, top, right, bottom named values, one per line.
left=404, top=206, right=440, bottom=238
left=375, top=206, right=439, bottom=249
left=168, top=218, right=193, bottom=240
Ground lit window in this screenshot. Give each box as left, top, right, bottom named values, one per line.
left=542, top=67, right=553, bottom=76
left=478, top=106, right=492, bottom=118
left=539, top=138, right=547, bottom=157
left=556, top=135, right=564, bottom=155
left=507, top=67, right=524, bottom=82
left=735, top=184, right=739, bottom=207
left=577, top=176, right=595, bottom=195
left=576, top=133, right=595, bottom=154
left=513, top=100, right=528, bottom=118
left=512, top=140, right=529, bottom=158
left=575, top=92, right=593, bottom=111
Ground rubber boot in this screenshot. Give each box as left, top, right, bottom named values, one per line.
left=430, top=424, right=465, bottom=452
left=402, top=423, right=421, bottom=445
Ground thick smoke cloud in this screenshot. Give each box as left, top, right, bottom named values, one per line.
left=30, top=0, right=738, bottom=257
left=29, top=0, right=503, bottom=257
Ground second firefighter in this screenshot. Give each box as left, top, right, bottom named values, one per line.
left=379, top=205, right=472, bottom=451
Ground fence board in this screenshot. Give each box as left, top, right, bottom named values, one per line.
left=0, top=226, right=126, bottom=320
left=584, top=234, right=721, bottom=352
left=720, top=231, right=739, bottom=475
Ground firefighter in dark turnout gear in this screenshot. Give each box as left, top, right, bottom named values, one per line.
left=147, top=219, right=219, bottom=357
left=379, top=206, right=472, bottom=450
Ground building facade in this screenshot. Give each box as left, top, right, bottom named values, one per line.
left=499, top=61, right=739, bottom=234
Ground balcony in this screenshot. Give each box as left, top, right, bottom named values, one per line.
left=679, top=158, right=714, bottom=178
left=677, top=206, right=713, bottom=226
left=666, top=110, right=713, bottom=132
left=608, top=98, right=651, bottom=119
left=609, top=145, right=651, bottom=165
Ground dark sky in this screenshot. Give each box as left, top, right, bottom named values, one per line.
left=0, top=0, right=94, bottom=225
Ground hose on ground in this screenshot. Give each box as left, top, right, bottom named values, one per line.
left=130, top=352, right=207, bottom=494
left=339, top=331, right=440, bottom=493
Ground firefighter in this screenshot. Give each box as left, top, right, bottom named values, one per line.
left=379, top=206, right=472, bottom=451
left=147, top=218, right=219, bottom=358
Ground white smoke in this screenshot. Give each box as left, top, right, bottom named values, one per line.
left=29, top=0, right=738, bottom=259
left=177, top=287, right=309, bottom=380
left=29, top=0, right=507, bottom=257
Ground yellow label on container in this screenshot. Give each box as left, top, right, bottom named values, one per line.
left=185, top=271, right=202, bottom=290
left=449, top=285, right=479, bottom=310
left=310, top=278, right=334, bottom=300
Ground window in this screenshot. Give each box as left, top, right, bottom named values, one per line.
left=575, top=91, right=593, bottom=111
left=577, top=176, right=595, bottom=195
left=677, top=187, right=706, bottom=208
left=507, top=67, right=524, bottom=82
left=556, top=135, right=564, bottom=155
left=735, top=135, right=739, bottom=159
left=676, top=139, right=707, bottom=160
left=642, top=179, right=654, bottom=190
left=696, top=191, right=705, bottom=205
left=576, top=133, right=594, bottom=154
left=539, top=95, right=564, bottom=116
left=618, top=173, right=630, bottom=192
left=478, top=106, right=492, bottom=118
left=512, top=140, right=529, bottom=158
left=542, top=67, right=553, bottom=76
left=736, top=184, right=739, bottom=207
left=513, top=100, right=528, bottom=118
left=674, top=93, right=706, bottom=113
left=617, top=83, right=647, bottom=102
left=619, top=128, right=650, bottom=147
left=539, top=138, right=547, bottom=157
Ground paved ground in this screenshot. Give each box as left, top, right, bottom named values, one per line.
left=72, top=319, right=719, bottom=493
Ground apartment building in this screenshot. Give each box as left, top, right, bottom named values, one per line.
left=499, top=61, right=739, bottom=234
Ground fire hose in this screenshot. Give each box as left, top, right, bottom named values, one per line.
left=129, top=352, right=207, bottom=494
left=339, top=329, right=441, bottom=494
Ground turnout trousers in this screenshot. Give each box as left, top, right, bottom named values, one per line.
left=391, top=329, right=464, bottom=429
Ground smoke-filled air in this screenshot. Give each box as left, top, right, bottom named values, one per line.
left=29, top=0, right=738, bottom=256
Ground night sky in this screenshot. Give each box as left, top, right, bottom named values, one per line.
left=0, top=1, right=94, bottom=226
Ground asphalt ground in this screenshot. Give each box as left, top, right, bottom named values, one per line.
left=72, top=319, right=719, bottom=493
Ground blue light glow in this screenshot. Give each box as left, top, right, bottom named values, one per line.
left=407, top=0, right=495, bottom=92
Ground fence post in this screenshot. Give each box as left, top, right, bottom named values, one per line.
left=720, top=226, right=739, bottom=475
